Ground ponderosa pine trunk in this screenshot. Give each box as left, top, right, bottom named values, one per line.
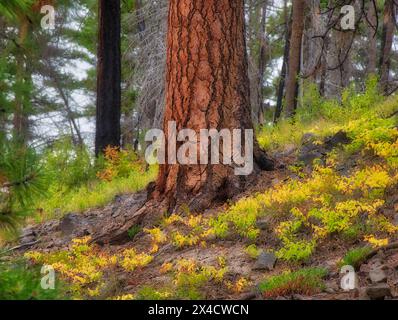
left=379, top=0, right=395, bottom=94
left=152, top=0, right=274, bottom=213
left=284, top=0, right=305, bottom=117
left=95, top=0, right=121, bottom=156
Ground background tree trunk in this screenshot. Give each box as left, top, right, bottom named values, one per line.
left=95, top=0, right=121, bottom=156
left=13, top=18, right=30, bottom=144
left=379, top=0, right=395, bottom=94
left=284, top=0, right=305, bottom=117
left=327, top=29, right=353, bottom=99
left=274, top=0, right=290, bottom=123
left=367, top=1, right=378, bottom=75
left=153, top=0, right=273, bottom=214
left=257, top=0, right=268, bottom=125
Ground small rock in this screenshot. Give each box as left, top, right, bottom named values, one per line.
left=369, top=268, right=387, bottom=283
left=358, top=287, right=370, bottom=300
left=327, top=281, right=340, bottom=292
left=256, top=218, right=271, bottom=230
left=19, top=227, right=36, bottom=244
left=298, top=151, right=324, bottom=165
left=20, top=227, right=35, bottom=238
left=205, top=233, right=217, bottom=242
left=366, top=283, right=392, bottom=300
left=252, top=252, right=277, bottom=271
left=239, top=292, right=257, bottom=300
left=123, top=285, right=135, bottom=292
left=324, top=287, right=336, bottom=294
left=302, top=133, right=316, bottom=143
left=271, top=178, right=280, bottom=186
left=20, top=235, right=36, bottom=245
left=59, top=213, right=80, bottom=236
left=324, top=131, right=351, bottom=150
left=280, top=144, right=297, bottom=157
left=111, top=210, right=122, bottom=218
left=393, top=214, right=398, bottom=227
left=322, top=259, right=337, bottom=273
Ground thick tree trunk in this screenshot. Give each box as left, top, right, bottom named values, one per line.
left=92, top=0, right=274, bottom=245
left=304, top=0, right=323, bottom=83
left=95, top=0, right=121, bottom=156
left=327, top=29, right=354, bottom=99
left=152, top=0, right=273, bottom=214
left=284, top=0, right=305, bottom=117
left=379, top=0, right=395, bottom=94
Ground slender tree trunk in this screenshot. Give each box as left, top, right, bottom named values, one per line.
left=13, top=18, right=30, bottom=143
left=284, top=0, right=305, bottom=117
left=379, top=0, right=395, bottom=94
left=95, top=0, right=121, bottom=156
left=257, top=0, right=268, bottom=125
left=135, top=0, right=146, bottom=37
left=52, top=72, right=84, bottom=146
left=367, top=1, right=378, bottom=75
left=319, top=0, right=335, bottom=97
left=153, top=0, right=274, bottom=213
left=274, top=0, right=290, bottom=123
left=319, top=51, right=327, bottom=96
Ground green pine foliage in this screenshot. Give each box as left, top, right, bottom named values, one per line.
left=0, top=137, right=45, bottom=232
left=0, top=251, right=69, bottom=300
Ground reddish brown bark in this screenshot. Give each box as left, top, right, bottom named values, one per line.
left=284, top=0, right=305, bottom=117
left=153, top=0, right=273, bottom=213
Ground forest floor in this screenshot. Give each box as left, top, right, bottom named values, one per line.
left=12, top=96, right=398, bottom=300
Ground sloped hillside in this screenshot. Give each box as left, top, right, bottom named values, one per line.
left=12, top=93, right=398, bottom=300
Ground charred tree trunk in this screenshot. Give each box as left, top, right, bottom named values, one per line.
left=379, top=0, right=395, bottom=94
left=284, top=0, right=305, bottom=117
left=95, top=0, right=121, bottom=156
left=152, top=0, right=274, bottom=214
